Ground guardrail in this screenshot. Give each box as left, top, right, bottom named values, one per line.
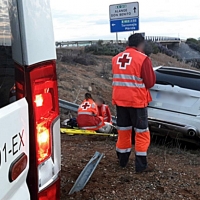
left=59, top=99, right=79, bottom=112
left=59, top=99, right=116, bottom=124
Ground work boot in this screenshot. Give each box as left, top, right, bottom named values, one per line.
left=135, top=155, right=147, bottom=172
left=135, top=164, right=155, bottom=174
left=116, top=151, right=131, bottom=168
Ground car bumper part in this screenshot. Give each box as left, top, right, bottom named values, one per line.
left=148, top=107, right=200, bottom=139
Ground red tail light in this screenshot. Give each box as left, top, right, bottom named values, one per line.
left=29, top=61, right=59, bottom=164
left=36, top=123, right=51, bottom=164
left=15, top=60, right=60, bottom=198
left=38, top=178, right=60, bottom=200
left=16, top=61, right=59, bottom=164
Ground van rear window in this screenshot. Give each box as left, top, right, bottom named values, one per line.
left=0, top=0, right=15, bottom=108
left=155, top=67, right=200, bottom=92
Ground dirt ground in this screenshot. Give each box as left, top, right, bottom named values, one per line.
left=60, top=134, right=200, bottom=200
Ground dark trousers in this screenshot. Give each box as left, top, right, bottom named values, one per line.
left=116, top=106, right=150, bottom=172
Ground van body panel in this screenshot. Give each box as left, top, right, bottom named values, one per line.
left=0, top=98, right=30, bottom=200
left=10, top=0, right=56, bottom=66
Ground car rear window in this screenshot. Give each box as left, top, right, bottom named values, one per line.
left=0, top=0, right=15, bottom=108
left=155, top=67, right=200, bottom=91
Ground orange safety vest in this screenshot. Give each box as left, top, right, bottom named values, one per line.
left=112, top=48, right=152, bottom=108
left=78, top=99, right=98, bottom=116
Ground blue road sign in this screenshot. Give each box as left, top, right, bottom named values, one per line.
left=110, top=17, right=139, bottom=33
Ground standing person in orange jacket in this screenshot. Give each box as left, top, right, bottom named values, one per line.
left=77, top=93, right=104, bottom=130
left=96, top=97, right=112, bottom=124
left=112, top=33, right=156, bottom=173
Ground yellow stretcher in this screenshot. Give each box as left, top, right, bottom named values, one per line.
left=60, top=128, right=117, bottom=137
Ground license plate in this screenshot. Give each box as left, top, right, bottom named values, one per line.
left=156, top=92, right=185, bottom=102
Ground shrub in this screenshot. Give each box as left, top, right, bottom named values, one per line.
left=186, top=38, right=199, bottom=44
left=61, top=55, right=73, bottom=63
left=73, top=55, right=97, bottom=66
left=186, top=59, right=200, bottom=69
left=188, top=43, right=200, bottom=52
left=152, top=44, right=160, bottom=54
left=85, top=44, right=98, bottom=53
left=144, top=41, right=153, bottom=56
left=87, top=43, right=124, bottom=56
left=144, top=41, right=160, bottom=55
left=97, top=40, right=104, bottom=46
left=186, top=38, right=200, bottom=53
left=155, top=43, right=181, bottom=60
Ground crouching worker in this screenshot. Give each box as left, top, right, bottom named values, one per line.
left=77, top=93, right=104, bottom=130
left=96, top=97, right=112, bottom=124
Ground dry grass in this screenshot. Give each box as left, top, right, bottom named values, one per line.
left=150, top=53, right=197, bottom=69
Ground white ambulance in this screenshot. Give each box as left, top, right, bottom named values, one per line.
left=0, top=0, right=61, bottom=199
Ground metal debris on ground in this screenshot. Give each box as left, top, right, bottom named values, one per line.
left=68, top=151, right=104, bottom=195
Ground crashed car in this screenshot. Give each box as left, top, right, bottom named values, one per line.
left=148, top=66, right=200, bottom=145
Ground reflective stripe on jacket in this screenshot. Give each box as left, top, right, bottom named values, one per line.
left=112, top=48, right=152, bottom=108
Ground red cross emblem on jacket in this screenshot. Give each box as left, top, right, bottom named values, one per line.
left=117, top=53, right=132, bottom=69
left=81, top=102, right=91, bottom=110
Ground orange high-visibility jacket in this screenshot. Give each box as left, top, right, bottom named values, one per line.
left=112, top=48, right=152, bottom=108
left=78, top=99, right=98, bottom=116
left=98, top=104, right=112, bottom=123
left=77, top=99, right=104, bottom=130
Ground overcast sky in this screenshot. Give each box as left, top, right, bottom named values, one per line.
left=50, top=0, right=200, bottom=41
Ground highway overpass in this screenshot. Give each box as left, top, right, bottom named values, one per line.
left=56, top=36, right=181, bottom=48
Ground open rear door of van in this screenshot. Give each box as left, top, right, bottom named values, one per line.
left=8, top=0, right=61, bottom=199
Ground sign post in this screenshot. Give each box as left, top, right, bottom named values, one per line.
left=109, top=2, right=139, bottom=36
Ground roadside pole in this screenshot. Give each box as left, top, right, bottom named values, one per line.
left=116, top=32, right=118, bottom=44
